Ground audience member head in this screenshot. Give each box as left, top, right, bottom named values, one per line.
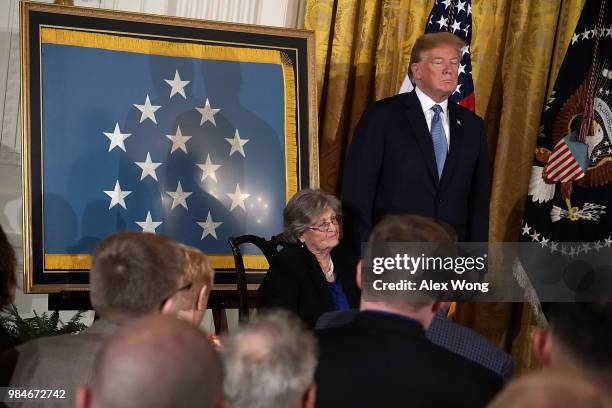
left=282, top=189, right=341, bottom=250
left=161, top=244, right=214, bottom=325
left=221, top=310, right=318, bottom=408
left=533, top=302, right=612, bottom=390
left=89, top=232, right=184, bottom=322
left=0, top=224, right=17, bottom=309
left=488, top=368, right=611, bottom=408
left=409, top=32, right=465, bottom=102
left=77, top=315, right=223, bottom=408
left=359, top=214, right=454, bottom=328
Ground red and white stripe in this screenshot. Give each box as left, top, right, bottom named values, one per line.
left=544, top=140, right=585, bottom=182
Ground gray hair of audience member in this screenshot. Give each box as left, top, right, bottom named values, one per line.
left=0, top=224, right=17, bottom=308
left=83, top=315, right=223, bottom=408
left=487, top=368, right=611, bottom=408
left=221, top=310, right=318, bottom=408
left=89, top=232, right=184, bottom=319
left=282, top=188, right=341, bottom=243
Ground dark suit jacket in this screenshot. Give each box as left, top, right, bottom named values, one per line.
left=315, top=311, right=503, bottom=408
left=315, top=309, right=514, bottom=381
left=342, top=91, right=490, bottom=250
left=257, top=242, right=360, bottom=328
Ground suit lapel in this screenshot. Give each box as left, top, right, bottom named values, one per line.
left=440, top=103, right=464, bottom=188
left=403, top=92, right=439, bottom=184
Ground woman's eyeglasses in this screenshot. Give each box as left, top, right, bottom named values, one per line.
left=308, top=216, right=340, bottom=233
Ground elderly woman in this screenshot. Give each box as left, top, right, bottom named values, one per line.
left=257, top=189, right=360, bottom=328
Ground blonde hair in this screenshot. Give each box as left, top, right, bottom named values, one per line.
left=178, top=244, right=215, bottom=288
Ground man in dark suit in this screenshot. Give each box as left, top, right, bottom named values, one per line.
left=315, top=214, right=503, bottom=408
left=342, top=32, right=490, bottom=252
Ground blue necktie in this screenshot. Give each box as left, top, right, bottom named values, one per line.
left=431, top=104, right=448, bottom=180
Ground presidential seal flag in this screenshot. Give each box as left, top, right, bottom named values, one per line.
left=516, top=0, right=612, bottom=302
left=399, top=0, right=475, bottom=112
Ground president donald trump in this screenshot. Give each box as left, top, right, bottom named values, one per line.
left=342, top=32, right=490, bottom=251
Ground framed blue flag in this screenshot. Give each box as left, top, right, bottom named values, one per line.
left=20, top=2, right=318, bottom=293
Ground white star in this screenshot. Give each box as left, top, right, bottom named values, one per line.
left=225, top=129, right=250, bottom=157
left=467, top=4, right=472, bottom=15
left=605, top=237, right=612, bottom=248
left=530, top=231, right=540, bottom=242
left=454, top=84, right=462, bottom=95
left=166, top=181, right=193, bottom=210
left=441, top=0, right=452, bottom=9
left=196, top=154, right=222, bottom=182
left=135, top=211, right=163, bottom=234
left=606, top=25, right=612, bottom=38
left=195, top=98, right=221, bottom=126
left=561, top=245, right=568, bottom=255
left=435, top=16, right=448, bottom=29
left=459, top=64, right=466, bottom=75
left=166, top=125, right=192, bottom=154
left=103, top=123, right=131, bottom=152
left=594, top=241, right=603, bottom=251
left=550, top=241, right=558, bottom=253
left=451, top=20, right=462, bottom=32
left=135, top=152, right=162, bottom=181
left=462, top=45, right=470, bottom=55
left=133, top=94, right=161, bottom=124
left=104, top=180, right=132, bottom=210
left=197, top=211, right=223, bottom=240
left=540, top=237, right=549, bottom=248
left=521, top=223, right=531, bottom=235
left=582, top=242, right=591, bottom=253
left=581, top=29, right=590, bottom=40
left=462, top=24, right=470, bottom=36
left=227, top=184, right=250, bottom=211
left=428, top=15, right=434, bottom=26
left=164, top=70, right=190, bottom=99
left=456, top=0, right=466, bottom=12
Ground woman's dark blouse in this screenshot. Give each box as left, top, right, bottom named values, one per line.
left=257, top=241, right=360, bottom=328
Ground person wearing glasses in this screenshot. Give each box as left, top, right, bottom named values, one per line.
left=257, top=189, right=360, bottom=328
left=161, top=244, right=214, bottom=327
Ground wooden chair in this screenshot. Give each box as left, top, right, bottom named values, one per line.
left=228, top=234, right=284, bottom=323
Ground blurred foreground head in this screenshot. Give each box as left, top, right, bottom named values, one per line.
left=78, top=315, right=223, bottom=408
left=161, top=244, right=215, bottom=325
left=533, top=302, right=612, bottom=392
left=488, top=368, right=611, bottom=408
left=0, top=224, right=17, bottom=308
left=221, top=310, right=318, bottom=408
left=90, top=232, right=184, bottom=322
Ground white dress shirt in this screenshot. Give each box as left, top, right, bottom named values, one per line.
left=415, top=86, right=450, bottom=149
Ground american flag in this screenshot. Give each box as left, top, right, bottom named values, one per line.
left=40, top=28, right=287, bottom=261
left=399, top=0, right=475, bottom=112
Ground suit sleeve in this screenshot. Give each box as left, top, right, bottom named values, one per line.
left=467, top=120, right=491, bottom=242
left=341, top=107, right=385, bottom=254
left=256, top=257, right=299, bottom=313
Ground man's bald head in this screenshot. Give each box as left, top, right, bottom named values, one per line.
left=81, top=315, right=222, bottom=408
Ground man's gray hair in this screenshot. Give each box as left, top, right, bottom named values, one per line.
left=283, top=188, right=341, bottom=243
left=221, top=310, right=318, bottom=408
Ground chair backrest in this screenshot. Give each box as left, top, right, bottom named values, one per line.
left=227, top=234, right=284, bottom=322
